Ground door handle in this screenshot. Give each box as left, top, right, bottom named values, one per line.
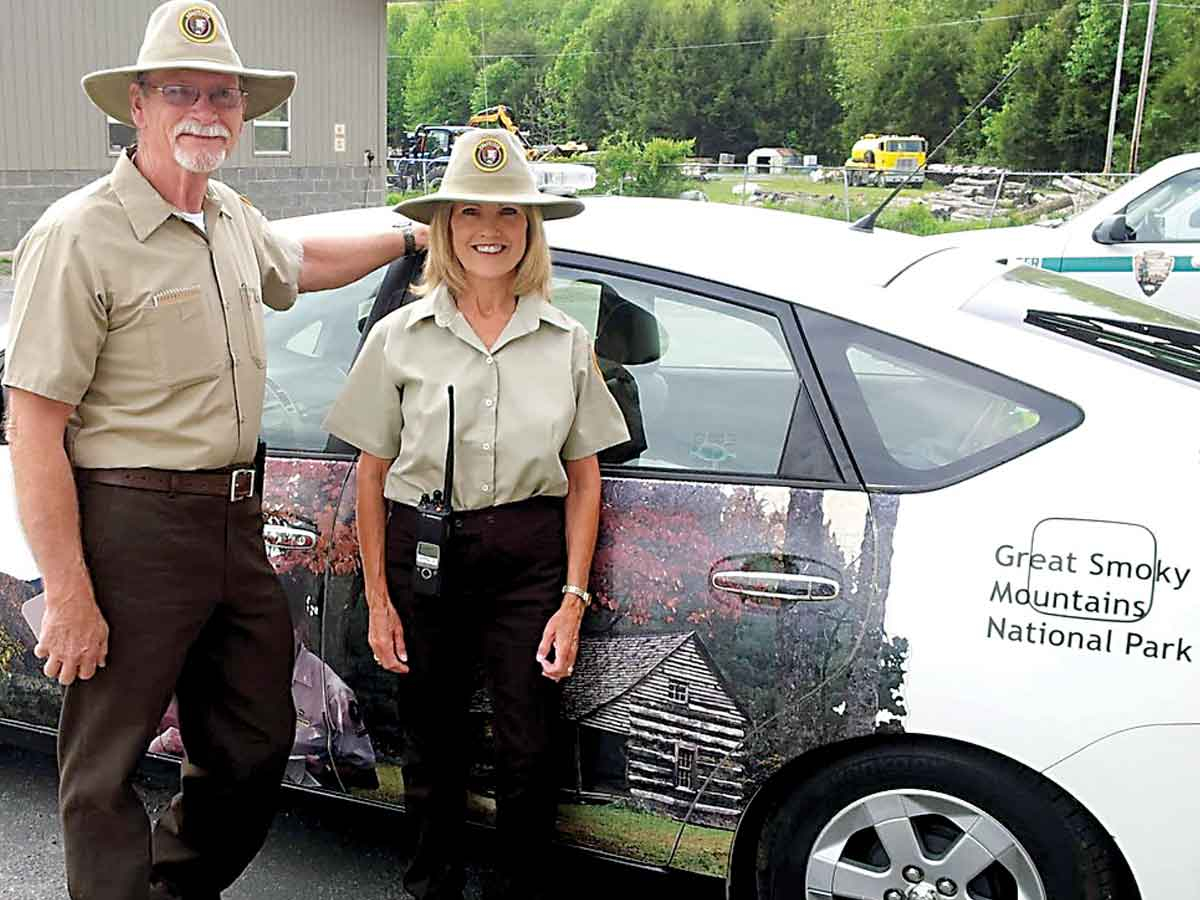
left=263, top=523, right=318, bottom=550
left=711, top=570, right=839, bottom=602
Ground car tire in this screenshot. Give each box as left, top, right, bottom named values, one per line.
left=755, top=744, right=1130, bottom=900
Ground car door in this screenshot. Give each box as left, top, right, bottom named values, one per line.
left=549, top=255, right=889, bottom=874
left=251, top=266, right=387, bottom=789
left=324, top=253, right=890, bottom=877
left=1059, top=165, right=1200, bottom=318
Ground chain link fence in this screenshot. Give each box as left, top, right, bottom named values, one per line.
left=597, top=162, right=1141, bottom=235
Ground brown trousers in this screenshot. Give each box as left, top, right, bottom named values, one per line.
left=59, top=480, right=295, bottom=900
left=386, top=497, right=566, bottom=900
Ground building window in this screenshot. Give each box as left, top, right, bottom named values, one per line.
left=675, top=746, right=695, bottom=790
left=107, top=116, right=137, bottom=156
left=667, top=679, right=689, bottom=705
left=254, top=100, right=290, bottom=155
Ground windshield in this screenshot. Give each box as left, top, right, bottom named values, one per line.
left=965, top=265, right=1200, bottom=331
left=1125, top=167, right=1200, bottom=242
left=965, top=265, right=1200, bottom=380
left=886, top=140, right=925, bottom=153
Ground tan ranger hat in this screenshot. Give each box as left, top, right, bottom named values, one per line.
left=396, top=129, right=584, bottom=224
left=82, top=0, right=296, bottom=126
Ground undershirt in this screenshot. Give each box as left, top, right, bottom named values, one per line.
left=173, top=208, right=206, bottom=234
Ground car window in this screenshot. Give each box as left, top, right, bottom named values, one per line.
left=551, top=266, right=825, bottom=477
left=1125, top=168, right=1200, bottom=242
left=261, top=265, right=387, bottom=452
left=800, top=306, right=1082, bottom=490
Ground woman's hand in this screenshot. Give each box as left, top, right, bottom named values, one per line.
left=536, top=596, right=585, bottom=681
left=367, top=590, right=409, bottom=674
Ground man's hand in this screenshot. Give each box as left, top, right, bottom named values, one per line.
left=35, top=579, right=109, bottom=686
left=410, top=222, right=430, bottom=253
left=366, top=590, right=409, bottom=674
left=536, top=596, right=585, bottom=681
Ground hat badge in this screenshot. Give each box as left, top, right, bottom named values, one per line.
left=180, top=7, right=218, bottom=44
left=473, top=138, right=507, bottom=173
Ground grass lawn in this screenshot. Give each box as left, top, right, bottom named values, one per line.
left=698, top=171, right=939, bottom=208
left=354, top=766, right=731, bottom=876
left=556, top=803, right=732, bottom=876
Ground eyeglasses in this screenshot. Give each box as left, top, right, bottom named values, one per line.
left=140, top=83, right=248, bottom=111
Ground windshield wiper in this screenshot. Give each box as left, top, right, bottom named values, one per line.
left=1025, top=310, right=1200, bottom=383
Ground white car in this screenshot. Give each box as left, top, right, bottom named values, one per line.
left=930, top=152, right=1200, bottom=323
left=1, top=199, right=1196, bottom=900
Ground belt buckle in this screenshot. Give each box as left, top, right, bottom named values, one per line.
left=230, top=468, right=255, bottom=502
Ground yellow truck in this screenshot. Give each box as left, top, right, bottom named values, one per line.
left=844, top=134, right=927, bottom=186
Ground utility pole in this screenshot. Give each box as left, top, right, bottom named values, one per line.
left=1128, top=0, right=1159, bottom=173
left=1103, top=0, right=1131, bottom=174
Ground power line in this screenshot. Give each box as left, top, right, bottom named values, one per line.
left=387, top=9, right=1062, bottom=62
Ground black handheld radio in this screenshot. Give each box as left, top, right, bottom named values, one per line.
left=413, top=386, right=455, bottom=597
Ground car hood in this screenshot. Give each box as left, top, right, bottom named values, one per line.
left=923, top=222, right=1069, bottom=260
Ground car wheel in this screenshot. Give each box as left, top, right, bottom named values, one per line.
left=757, top=745, right=1128, bottom=900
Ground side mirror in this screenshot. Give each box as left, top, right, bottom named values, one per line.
left=1092, top=213, right=1131, bottom=245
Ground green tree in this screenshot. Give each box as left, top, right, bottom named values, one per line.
left=956, top=0, right=1051, bottom=160
left=752, top=1, right=843, bottom=162
left=595, top=132, right=695, bottom=197
left=404, top=22, right=477, bottom=127
left=543, top=0, right=657, bottom=145
left=983, top=2, right=1084, bottom=169
left=1141, top=35, right=1200, bottom=164
left=386, top=4, right=409, bottom=148
left=470, top=57, right=528, bottom=112
left=391, top=6, right=437, bottom=136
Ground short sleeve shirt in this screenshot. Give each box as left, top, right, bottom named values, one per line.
left=323, top=283, right=630, bottom=510
left=3, top=149, right=303, bottom=469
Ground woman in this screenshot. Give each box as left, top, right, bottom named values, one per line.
left=323, top=129, right=629, bottom=900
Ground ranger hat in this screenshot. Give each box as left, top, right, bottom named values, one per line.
left=82, top=0, right=296, bottom=127
left=396, top=129, right=584, bottom=224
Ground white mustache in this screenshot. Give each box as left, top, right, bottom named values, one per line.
left=171, top=120, right=231, bottom=140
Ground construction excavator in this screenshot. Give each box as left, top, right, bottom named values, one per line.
left=466, top=105, right=537, bottom=159
left=388, top=104, right=593, bottom=195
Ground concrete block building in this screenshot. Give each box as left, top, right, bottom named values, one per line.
left=0, top=0, right=389, bottom=250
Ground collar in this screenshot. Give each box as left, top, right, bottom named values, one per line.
left=111, top=147, right=232, bottom=242
left=405, top=283, right=574, bottom=333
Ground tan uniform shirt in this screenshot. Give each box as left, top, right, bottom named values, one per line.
left=323, top=283, right=629, bottom=511
left=3, top=149, right=303, bottom=469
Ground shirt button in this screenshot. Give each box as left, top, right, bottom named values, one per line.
left=481, top=483, right=491, bottom=493
left=482, top=442, right=491, bottom=451
left=484, top=398, right=495, bottom=408
left=485, top=356, right=494, bottom=366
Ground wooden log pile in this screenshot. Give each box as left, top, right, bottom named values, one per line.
left=924, top=173, right=1111, bottom=222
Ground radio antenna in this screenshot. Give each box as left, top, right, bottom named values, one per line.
left=443, top=386, right=455, bottom=510
left=850, top=62, right=1021, bottom=233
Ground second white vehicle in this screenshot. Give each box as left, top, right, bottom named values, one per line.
left=931, top=152, right=1200, bottom=322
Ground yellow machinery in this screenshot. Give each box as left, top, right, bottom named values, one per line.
left=844, top=134, right=927, bottom=186
left=466, top=105, right=537, bottom=160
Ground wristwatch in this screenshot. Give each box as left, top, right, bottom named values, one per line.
left=395, top=222, right=416, bottom=257
left=562, top=584, right=591, bottom=609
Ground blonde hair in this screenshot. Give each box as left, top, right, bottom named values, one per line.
left=414, top=204, right=553, bottom=300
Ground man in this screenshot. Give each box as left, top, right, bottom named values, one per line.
left=2, top=3, right=426, bottom=898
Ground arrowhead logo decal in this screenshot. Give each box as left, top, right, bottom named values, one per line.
left=1133, top=249, right=1174, bottom=297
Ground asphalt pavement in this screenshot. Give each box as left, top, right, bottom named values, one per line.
left=0, top=742, right=711, bottom=900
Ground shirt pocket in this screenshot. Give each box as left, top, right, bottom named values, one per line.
left=241, top=284, right=267, bottom=369
left=145, top=285, right=224, bottom=389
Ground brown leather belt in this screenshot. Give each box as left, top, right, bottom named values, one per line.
left=75, top=466, right=257, bottom=501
